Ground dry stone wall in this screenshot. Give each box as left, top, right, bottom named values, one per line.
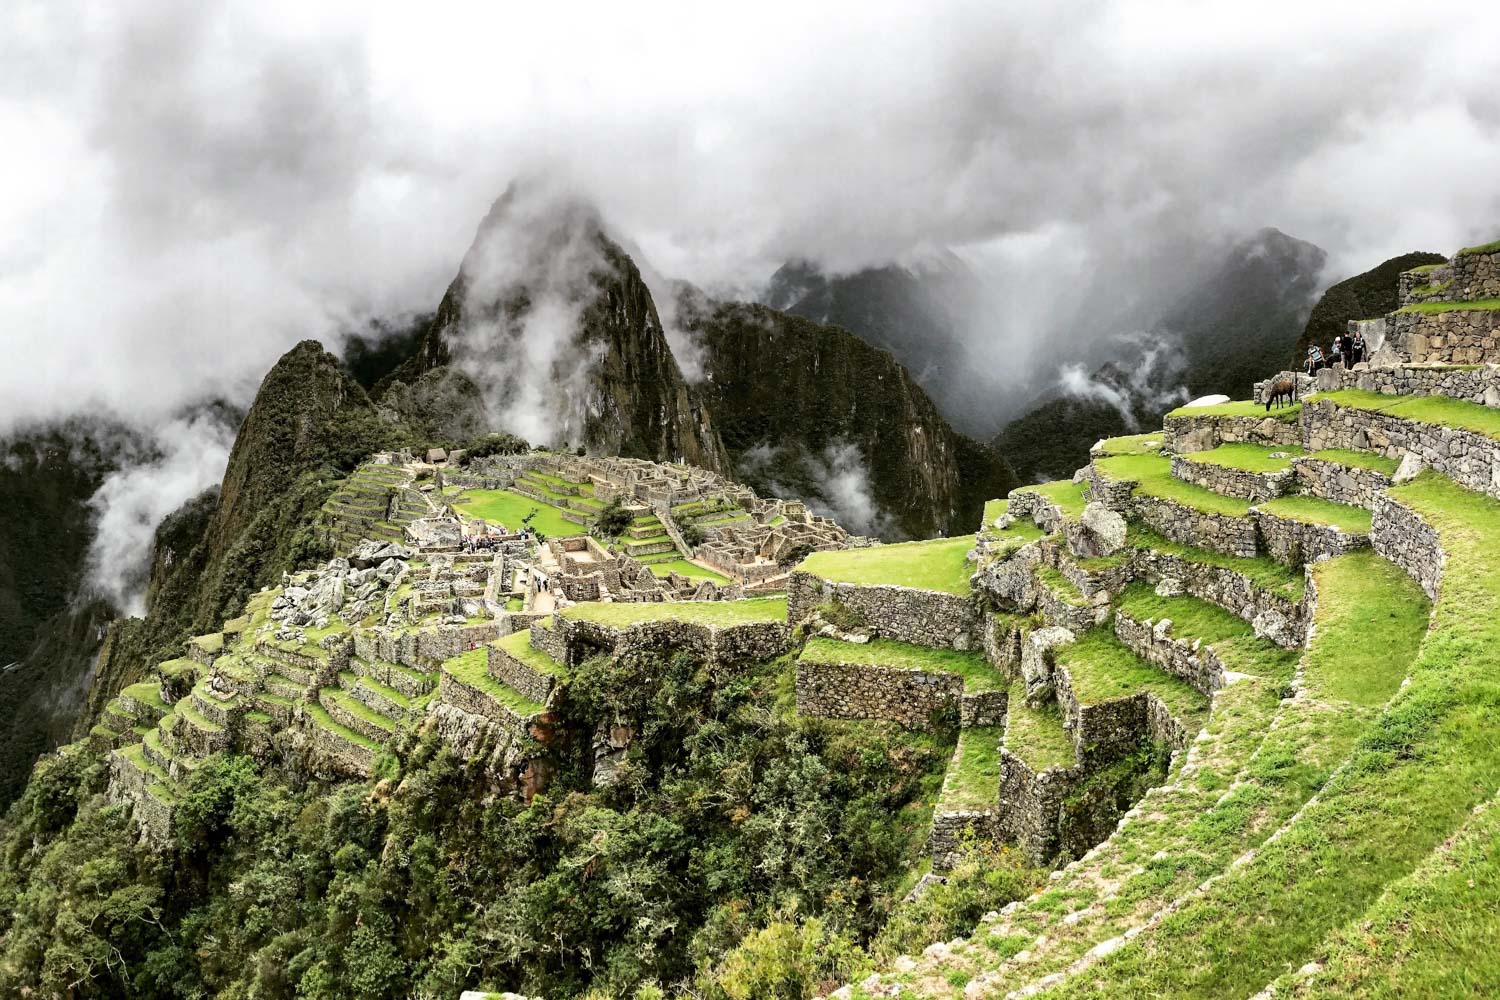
left=1163, top=412, right=1302, bottom=454
left=995, top=750, right=1086, bottom=864
left=1113, top=610, right=1226, bottom=697
left=1386, top=307, right=1500, bottom=365
left=1314, top=361, right=1500, bottom=406
left=1292, top=456, right=1392, bottom=509
left=1133, top=495, right=1259, bottom=559
left=1302, top=397, right=1500, bottom=500
left=1252, top=509, right=1369, bottom=567
left=794, top=658, right=964, bottom=728
left=1371, top=493, right=1445, bottom=600
left=787, top=572, right=980, bottom=650
left=1171, top=456, right=1294, bottom=501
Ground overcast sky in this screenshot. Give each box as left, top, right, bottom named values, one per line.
left=3, top=0, right=1499, bottom=435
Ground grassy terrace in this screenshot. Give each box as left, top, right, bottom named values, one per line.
left=1182, top=442, right=1303, bottom=472
left=1166, top=399, right=1300, bottom=421
left=1458, top=237, right=1500, bottom=255
left=1256, top=493, right=1373, bottom=533
left=1055, top=630, right=1209, bottom=728
left=1016, top=479, right=1089, bottom=519
left=1048, top=478, right=1490, bottom=998
left=1314, top=388, right=1500, bottom=442
left=1116, top=582, right=1300, bottom=679
left=1036, top=566, right=1088, bottom=607
left=1396, top=297, right=1500, bottom=313
left=797, top=536, right=974, bottom=595
left=1004, top=682, right=1076, bottom=772
left=799, top=637, right=1003, bottom=693
left=303, top=702, right=380, bottom=751
left=451, top=488, right=582, bottom=537
left=442, top=649, right=545, bottom=716
left=980, top=499, right=1046, bottom=555
left=494, top=630, right=564, bottom=677
left=1094, top=432, right=1165, bottom=456
left=1307, top=447, right=1400, bottom=475
left=560, top=596, right=787, bottom=627
left=121, top=681, right=168, bottom=711
left=645, top=559, right=730, bottom=583
left=1094, top=453, right=1251, bottom=517
left=941, top=726, right=1004, bottom=811
left=1125, top=525, right=1305, bottom=600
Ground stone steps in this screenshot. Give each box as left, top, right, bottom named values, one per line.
left=350, top=656, right=433, bottom=699
left=487, top=631, right=563, bottom=706
left=190, top=683, right=240, bottom=728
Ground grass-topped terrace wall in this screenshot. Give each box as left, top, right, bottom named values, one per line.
left=1008, top=480, right=1090, bottom=532
left=1303, top=390, right=1500, bottom=500
left=794, top=637, right=1004, bottom=729
left=1291, top=450, right=1396, bottom=509
left=1170, top=443, right=1300, bottom=501
left=1386, top=300, right=1500, bottom=364
left=1252, top=494, right=1372, bottom=566
left=553, top=597, right=792, bottom=667
left=1314, top=360, right=1500, bottom=407
left=1162, top=399, right=1302, bottom=454
left=1371, top=489, right=1446, bottom=600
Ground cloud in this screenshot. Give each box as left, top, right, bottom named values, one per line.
left=1056, top=332, right=1193, bottom=430
left=2, top=0, right=1499, bottom=446
left=738, top=439, right=897, bottom=538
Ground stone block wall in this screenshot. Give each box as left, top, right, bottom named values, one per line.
left=995, top=749, right=1086, bottom=864
left=794, top=659, right=963, bottom=728
left=1133, top=495, right=1259, bottom=559
left=1036, top=581, right=1105, bottom=633
left=1129, top=547, right=1310, bottom=648
left=1253, top=371, right=1316, bottom=405
left=1113, top=610, right=1226, bottom=697
left=1007, top=487, right=1071, bottom=533
left=436, top=667, right=539, bottom=741
left=1371, top=493, right=1445, bottom=601
left=1171, top=456, right=1295, bottom=501
left=1291, top=456, right=1392, bottom=509
left=1386, top=307, right=1500, bottom=365
left=1315, top=361, right=1500, bottom=406
left=1163, top=412, right=1302, bottom=454
left=960, top=689, right=1008, bottom=728
left=487, top=644, right=557, bottom=707
left=1302, top=397, right=1500, bottom=500
left=1399, top=250, right=1499, bottom=305
left=529, top=622, right=569, bottom=664
left=1251, top=509, right=1369, bottom=567
left=930, top=809, right=1000, bottom=872
left=1080, top=466, right=1136, bottom=512
left=787, top=572, right=980, bottom=650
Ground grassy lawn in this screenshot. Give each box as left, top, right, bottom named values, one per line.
left=1316, top=388, right=1500, bottom=442
left=493, top=630, right=564, bottom=677
left=1183, top=442, right=1303, bottom=472
left=121, top=681, right=168, bottom=711
left=1396, top=297, right=1500, bottom=313
left=451, top=488, right=582, bottom=537
left=1126, top=525, right=1305, bottom=600
left=1094, top=453, right=1251, bottom=517
left=1457, top=237, right=1500, bottom=255
left=646, top=559, right=731, bottom=583
left=1094, top=432, right=1165, bottom=456
left=1307, top=448, right=1399, bottom=475
left=1004, top=681, right=1076, bottom=772
left=1257, top=494, right=1373, bottom=533
left=1016, top=479, right=1089, bottom=518
left=799, top=637, right=1004, bottom=692
left=442, top=648, right=545, bottom=716
left=1116, top=582, right=1299, bottom=680
left=941, top=725, right=1004, bottom=811
left=1166, top=399, right=1300, bottom=421
left=1302, top=551, right=1430, bottom=706
left=1054, top=629, right=1209, bottom=728
left=798, top=536, right=974, bottom=595
left=561, top=596, right=787, bottom=627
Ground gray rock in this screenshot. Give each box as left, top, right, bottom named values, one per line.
left=1021, top=626, right=1075, bottom=706
left=1154, top=576, right=1185, bottom=597
left=1252, top=608, right=1297, bottom=646
left=1393, top=451, right=1425, bottom=485
left=1079, top=502, right=1127, bottom=556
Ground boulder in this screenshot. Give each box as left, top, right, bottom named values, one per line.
left=1154, top=576, right=1185, bottom=598
left=1393, top=451, right=1425, bottom=485
left=1252, top=608, right=1298, bottom=647
left=1073, top=502, right=1128, bottom=559
left=1021, top=626, right=1076, bottom=707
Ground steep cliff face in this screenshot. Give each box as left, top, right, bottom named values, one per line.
left=1291, top=250, right=1446, bottom=363
left=684, top=296, right=1014, bottom=539
left=380, top=190, right=728, bottom=471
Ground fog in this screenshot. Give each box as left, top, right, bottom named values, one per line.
left=3, top=0, right=1499, bottom=603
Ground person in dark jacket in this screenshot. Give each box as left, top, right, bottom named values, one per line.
left=1348, top=331, right=1366, bottom=365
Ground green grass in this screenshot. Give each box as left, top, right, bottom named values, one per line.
left=1456, top=237, right=1500, bottom=255
left=982, top=498, right=1007, bottom=529
left=1396, top=297, right=1500, bottom=314
left=1094, top=454, right=1251, bottom=517
left=322, top=688, right=396, bottom=733
left=504, top=596, right=524, bottom=612
left=1036, top=566, right=1088, bottom=608
left=1003, top=682, right=1076, bottom=772
left=1094, top=433, right=1165, bottom=456
left=1407, top=262, right=1444, bottom=273
left=1182, top=442, right=1303, bottom=473
left=799, top=637, right=1004, bottom=693
left=494, top=630, right=564, bottom=678
left=304, top=702, right=380, bottom=751
left=1126, top=526, right=1305, bottom=600
left=442, top=649, right=545, bottom=716
left=942, top=726, right=1004, bottom=811
left=451, top=488, right=582, bottom=537
left=1115, top=583, right=1299, bottom=680
left=1257, top=494, right=1373, bottom=534
left=1316, top=388, right=1500, bottom=442
left=1301, top=551, right=1430, bottom=706
left=1166, top=399, right=1300, bottom=421
left=645, top=559, right=731, bottom=583
left=1016, top=480, right=1089, bottom=519
left=1054, top=629, right=1209, bottom=728
left=560, top=596, right=788, bottom=627
left=798, top=536, right=974, bottom=595
left=121, top=681, right=168, bottom=711
left=1306, top=448, right=1399, bottom=475
left=1409, top=279, right=1453, bottom=297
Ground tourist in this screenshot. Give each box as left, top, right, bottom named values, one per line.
left=1349, top=330, right=1366, bottom=365
left=1329, top=334, right=1343, bottom=368
left=1305, top=344, right=1325, bottom=374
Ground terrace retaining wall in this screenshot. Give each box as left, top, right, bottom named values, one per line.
left=787, top=572, right=980, bottom=650
left=1132, top=495, right=1259, bottom=559
left=1302, top=397, right=1500, bottom=500
left=1127, top=547, right=1309, bottom=648
left=1371, top=493, right=1445, bottom=601
left=1113, top=609, right=1227, bottom=697
left=1386, top=307, right=1500, bottom=365
left=794, top=659, right=964, bottom=729
left=1162, top=412, right=1302, bottom=454
left=1291, top=456, right=1393, bottom=509
left=1251, top=509, right=1370, bottom=567
left=1170, top=455, right=1295, bottom=501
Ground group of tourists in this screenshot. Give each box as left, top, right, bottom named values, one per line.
left=1305, top=330, right=1366, bottom=374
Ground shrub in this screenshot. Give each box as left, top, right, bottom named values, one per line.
left=594, top=500, right=634, bottom=539
left=464, top=432, right=530, bottom=461
left=682, top=523, right=708, bottom=547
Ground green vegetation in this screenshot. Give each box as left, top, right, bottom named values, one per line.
left=1308, top=448, right=1399, bottom=474
left=1035, top=566, right=1088, bottom=607
left=1094, top=453, right=1252, bottom=517
left=1093, top=433, right=1164, bottom=456
left=1257, top=493, right=1373, bottom=533
left=1409, top=279, right=1453, bottom=297
left=1183, top=442, right=1303, bottom=472
left=1126, top=525, right=1305, bottom=599
left=494, top=631, right=564, bottom=678
left=1407, top=262, right=1444, bottom=273
left=800, top=637, right=1004, bottom=693
left=798, top=536, right=974, bottom=595
left=1003, top=682, right=1076, bottom=772
left=1016, top=479, right=1089, bottom=518
left=1397, top=297, right=1500, bottom=314
left=646, top=559, right=731, bottom=583
left=1457, top=237, right=1500, bottom=255
left=1166, top=399, right=1300, bottom=421
left=561, top=596, right=788, bottom=627
left=441, top=648, right=545, bottom=716
left=1054, top=629, right=1209, bottom=728
left=452, top=488, right=581, bottom=537
left=942, top=726, right=1004, bottom=810
left=1116, top=583, right=1299, bottom=680
left=1302, top=551, right=1430, bottom=706
left=1317, top=387, right=1500, bottom=441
